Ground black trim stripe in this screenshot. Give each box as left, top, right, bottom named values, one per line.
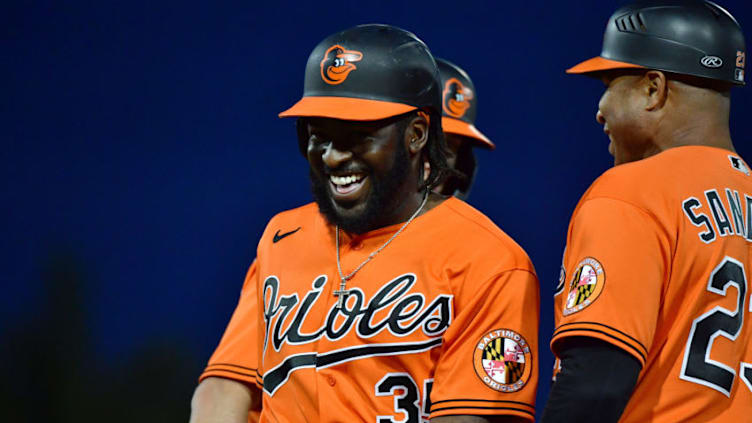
left=263, top=353, right=317, bottom=394
left=553, top=327, right=646, bottom=364
left=430, top=405, right=534, bottom=417
left=263, top=339, right=443, bottom=395
left=431, top=398, right=533, bottom=407
left=202, top=368, right=257, bottom=379
left=204, top=368, right=258, bottom=377
left=555, top=321, right=646, bottom=351
left=206, top=363, right=257, bottom=372
left=317, top=338, right=442, bottom=367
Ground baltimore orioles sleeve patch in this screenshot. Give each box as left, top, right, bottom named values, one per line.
left=473, top=328, right=533, bottom=393
left=563, top=257, right=605, bottom=316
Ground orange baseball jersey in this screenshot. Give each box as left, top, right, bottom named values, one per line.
left=201, top=196, right=539, bottom=422
left=201, top=260, right=262, bottom=422
left=552, top=146, right=752, bottom=422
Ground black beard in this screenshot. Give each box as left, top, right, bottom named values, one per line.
left=310, top=145, right=410, bottom=234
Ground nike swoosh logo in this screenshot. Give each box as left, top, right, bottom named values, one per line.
left=273, top=227, right=301, bottom=243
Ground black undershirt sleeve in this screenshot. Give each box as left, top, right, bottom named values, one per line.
left=540, top=337, right=642, bottom=423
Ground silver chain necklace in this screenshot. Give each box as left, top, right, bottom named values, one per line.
left=334, top=190, right=429, bottom=309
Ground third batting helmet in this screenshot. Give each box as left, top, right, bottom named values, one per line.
left=435, top=58, right=492, bottom=200
left=437, top=58, right=494, bottom=149
left=568, top=0, right=746, bottom=86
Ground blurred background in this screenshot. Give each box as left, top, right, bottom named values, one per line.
left=3, top=0, right=752, bottom=421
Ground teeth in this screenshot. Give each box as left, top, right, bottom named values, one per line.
left=330, top=174, right=364, bottom=186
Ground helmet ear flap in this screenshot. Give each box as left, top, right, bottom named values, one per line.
left=436, top=141, right=476, bottom=199
left=296, top=118, right=309, bottom=156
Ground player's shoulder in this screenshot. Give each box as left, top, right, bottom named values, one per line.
left=585, top=146, right=725, bottom=207
left=260, top=202, right=321, bottom=245
left=438, top=198, right=534, bottom=272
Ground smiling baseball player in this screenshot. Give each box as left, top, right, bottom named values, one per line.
left=190, top=24, right=540, bottom=423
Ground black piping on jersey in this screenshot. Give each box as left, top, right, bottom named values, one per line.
left=206, top=362, right=258, bottom=372
left=429, top=405, right=534, bottom=418
left=430, top=398, right=533, bottom=407
left=553, top=322, right=647, bottom=365
left=203, top=368, right=258, bottom=380
left=262, top=338, right=442, bottom=395
left=554, top=321, right=646, bottom=351
left=203, top=363, right=260, bottom=384
left=429, top=399, right=535, bottom=417
left=553, top=330, right=646, bottom=365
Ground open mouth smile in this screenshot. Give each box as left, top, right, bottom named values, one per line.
left=329, top=173, right=368, bottom=201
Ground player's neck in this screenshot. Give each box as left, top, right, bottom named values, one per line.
left=665, top=126, right=734, bottom=153
left=656, top=114, right=734, bottom=155
left=656, top=87, right=734, bottom=153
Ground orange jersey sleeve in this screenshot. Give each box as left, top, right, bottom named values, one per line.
left=429, top=268, right=539, bottom=421
left=200, top=260, right=263, bottom=389
left=551, top=197, right=670, bottom=366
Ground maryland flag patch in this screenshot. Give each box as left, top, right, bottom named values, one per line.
left=473, top=329, right=532, bottom=393
left=563, top=257, right=605, bottom=316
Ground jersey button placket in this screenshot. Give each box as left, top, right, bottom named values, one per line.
left=317, top=370, right=338, bottom=421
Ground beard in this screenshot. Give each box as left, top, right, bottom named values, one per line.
left=310, top=144, right=410, bottom=234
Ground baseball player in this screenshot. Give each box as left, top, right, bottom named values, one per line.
left=541, top=1, right=751, bottom=422
left=190, top=24, right=540, bottom=422
left=431, top=58, right=495, bottom=200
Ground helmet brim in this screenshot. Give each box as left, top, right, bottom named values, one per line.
left=279, top=96, right=418, bottom=120
left=442, top=117, right=494, bottom=150
left=567, top=56, right=646, bottom=74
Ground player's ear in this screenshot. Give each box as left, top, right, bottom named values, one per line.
left=644, top=70, right=668, bottom=111
left=405, top=112, right=429, bottom=155
left=296, top=118, right=311, bottom=157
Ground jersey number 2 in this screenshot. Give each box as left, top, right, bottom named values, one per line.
left=680, top=257, right=751, bottom=396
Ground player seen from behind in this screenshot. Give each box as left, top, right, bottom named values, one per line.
left=541, top=1, right=752, bottom=422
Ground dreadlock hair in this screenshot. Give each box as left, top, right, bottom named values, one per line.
left=414, top=108, right=466, bottom=191
left=294, top=110, right=465, bottom=191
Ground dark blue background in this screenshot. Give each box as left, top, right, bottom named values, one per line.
left=4, top=0, right=752, bottom=420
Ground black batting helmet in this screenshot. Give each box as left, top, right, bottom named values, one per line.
left=279, top=24, right=442, bottom=119
left=436, top=58, right=494, bottom=149
left=568, top=0, right=746, bottom=86
left=434, top=58, right=493, bottom=200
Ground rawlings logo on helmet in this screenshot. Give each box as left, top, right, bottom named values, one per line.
left=443, top=77, right=473, bottom=118
left=700, top=55, right=723, bottom=69
left=320, top=45, right=363, bottom=85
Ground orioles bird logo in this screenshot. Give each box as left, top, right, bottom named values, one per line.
left=443, top=78, right=474, bottom=118
left=320, top=45, right=363, bottom=85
